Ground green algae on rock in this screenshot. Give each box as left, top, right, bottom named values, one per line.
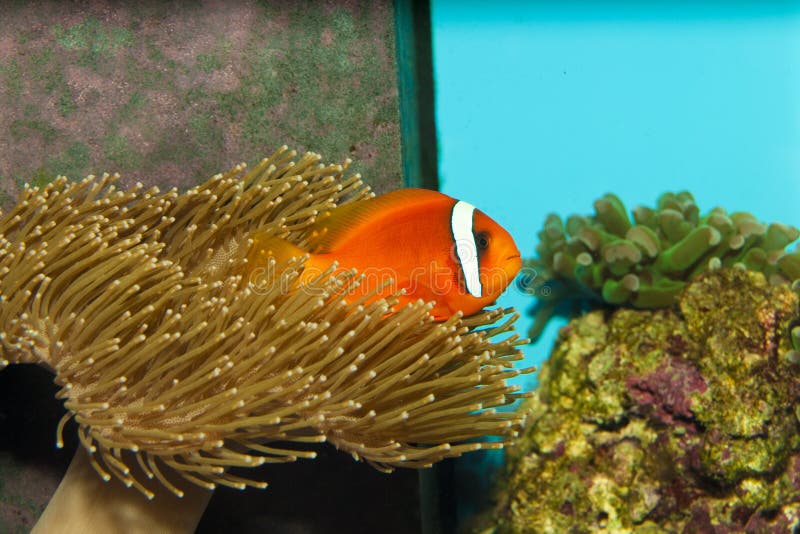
left=789, top=280, right=800, bottom=361
left=520, top=191, right=800, bottom=340
left=486, top=269, right=800, bottom=533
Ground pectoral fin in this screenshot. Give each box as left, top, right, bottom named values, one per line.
left=393, top=278, right=452, bottom=321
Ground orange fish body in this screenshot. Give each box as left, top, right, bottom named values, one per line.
left=243, top=188, right=521, bottom=320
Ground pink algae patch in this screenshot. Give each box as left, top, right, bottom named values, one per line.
left=626, top=358, right=707, bottom=427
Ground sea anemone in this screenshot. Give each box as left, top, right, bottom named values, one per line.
left=521, top=191, right=800, bottom=339
left=1, top=147, right=530, bottom=531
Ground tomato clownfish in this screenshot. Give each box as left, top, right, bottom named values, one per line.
left=243, top=188, right=522, bottom=320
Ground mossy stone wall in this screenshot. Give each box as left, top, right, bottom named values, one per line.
left=0, top=0, right=402, bottom=211
left=0, top=2, right=408, bottom=532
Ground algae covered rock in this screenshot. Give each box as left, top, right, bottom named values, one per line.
left=521, top=191, right=800, bottom=340
left=489, top=269, right=800, bottom=533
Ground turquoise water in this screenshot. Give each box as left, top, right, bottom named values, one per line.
left=433, top=0, right=800, bottom=388
left=431, top=0, right=800, bottom=524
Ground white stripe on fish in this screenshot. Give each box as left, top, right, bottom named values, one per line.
left=450, top=200, right=482, bottom=298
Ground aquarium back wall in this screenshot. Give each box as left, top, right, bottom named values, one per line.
left=432, top=0, right=800, bottom=380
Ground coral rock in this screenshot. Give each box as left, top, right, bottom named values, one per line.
left=486, top=269, right=800, bottom=533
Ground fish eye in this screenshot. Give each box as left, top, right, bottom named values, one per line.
left=475, top=232, right=490, bottom=250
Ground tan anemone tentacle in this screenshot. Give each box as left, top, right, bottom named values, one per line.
left=1, top=147, right=532, bottom=506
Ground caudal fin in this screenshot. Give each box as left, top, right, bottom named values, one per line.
left=240, top=232, right=333, bottom=288
left=246, top=232, right=308, bottom=265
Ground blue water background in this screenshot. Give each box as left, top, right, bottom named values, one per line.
left=434, top=0, right=800, bottom=389
left=431, top=0, right=800, bottom=521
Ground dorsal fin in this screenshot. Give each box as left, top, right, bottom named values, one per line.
left=306, top=188, right=452, bottom=252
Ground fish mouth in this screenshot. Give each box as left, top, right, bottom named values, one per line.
left=506, top=254, right=522, bottom=277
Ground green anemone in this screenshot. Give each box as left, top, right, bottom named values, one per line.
left=522, top=191, right=800, bottom=340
